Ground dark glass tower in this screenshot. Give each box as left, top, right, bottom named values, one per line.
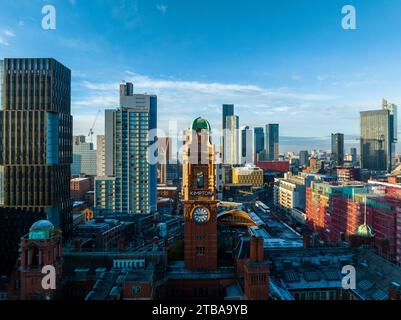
left=0, top=58, right=72, bottom=276
left=265, top=124, right=279, bottom=161
left=360, top=100, right=397, bottom=172
left=254, top=127, right=264, bottom=161
left=331, top=133, right=344, bottom=166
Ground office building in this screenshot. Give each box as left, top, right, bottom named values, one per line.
left=72, top=135, right=97, bottom=176
left=0, top=58, right=72, bottom=275
left=103, top=82, right=157, bottom=214
left=254, top=127, right=264, bottom=161
left=350, top=147, right=357, bottom=165
left=241, top=126, right=254, bottom=164
left=96, top=135, right=106, bottom=176
left=222, top=104, right=234, bottom=164
left=299, top=150, right=309, bottom=167
left=224, top=115, right=240, bottom=165
left=274, top=172, right=316, bottom=212
left=222, top=104, right=234, bottom=130
left=265, top=124, right=279, bottom=161
left=331, top=133, right=344, bottom=166
left=360, top=100, right=398, bottom=172
left=232, top=164, right=264, bottom=187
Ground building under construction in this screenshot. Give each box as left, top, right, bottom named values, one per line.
left=306, top=181, right=401, bottom=264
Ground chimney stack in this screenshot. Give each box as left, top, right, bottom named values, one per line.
left=250, top=236, right=264, bottom=262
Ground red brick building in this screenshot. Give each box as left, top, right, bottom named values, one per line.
left=306, top=182, right=401, bottom=263
left=256, top=161, right=289, bottom=173
left=70, top=177, right=91, bottom=201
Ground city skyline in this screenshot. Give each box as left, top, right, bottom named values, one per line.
left=1, top=0, right=401, bottom=152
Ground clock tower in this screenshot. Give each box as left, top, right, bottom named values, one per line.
left=183, top=117, right=218, bottom=270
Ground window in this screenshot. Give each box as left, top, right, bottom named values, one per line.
left=132, top=286, right=141, bottom=294
left=196, top=172, right=204, bottom=189
left=196, top=247, right=205, bottom=256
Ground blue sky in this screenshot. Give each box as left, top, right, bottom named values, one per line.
left=1, top=0, right=401, bottom=152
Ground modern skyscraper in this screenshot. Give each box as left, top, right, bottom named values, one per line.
left=222, top=104, right=234, bottom=164
left=350, top=147, right=357, bottom=165
left=383, top=98, right=398, bottom=167
left=104, top=109, right=114, bottom=176
left=72, top=135, right=97, bottom=175
left=96, top=135, right=106, bottom=176
left=299, top=150, right=309, bottom=167
left=222, top=104, right=234, bottom=130
left=265, top=124, right=279, bottom=161
left=103, top=82, right=157, bottom=214
left=241, top=126, right=254, bottom=164
left=224, top=115, right=240, bottom=165
left=360, top=100, right=398, bottom=172
left=0, top=58, right=72, bottom=275
left=254, top=127, right=264, bottom=161
left=331, top=133, right=344, bottom=166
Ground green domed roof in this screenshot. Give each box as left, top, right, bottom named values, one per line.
left=192, top=117, right=211, bottom=132
left=29, top=220, right=55, bottom=240
left=355, top=223, right=374, bottom=238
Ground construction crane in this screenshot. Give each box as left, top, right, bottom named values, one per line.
left=88, top=109, right=101, bottom=143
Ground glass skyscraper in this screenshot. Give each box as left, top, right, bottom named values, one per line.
left=254, top=127, right=264, bottom=161
left=360, top=100, right=397, bottom=172
left=331, top=133, right=344, bottom=166
left=265, top=124, right=279, bottom=161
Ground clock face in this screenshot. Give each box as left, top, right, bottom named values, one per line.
left=192, top=207, right=209, bottom=224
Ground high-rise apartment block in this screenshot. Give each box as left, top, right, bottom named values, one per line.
left=98, top=82, right=157, bottom=215
left=96, top=135, right=106, bottom=176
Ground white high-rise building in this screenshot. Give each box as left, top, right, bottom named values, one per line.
left=96, top=135, right=106, bottom=176
left=241, top=126, right=254, bottom=164
left=224, top=115, right=240, bottom=165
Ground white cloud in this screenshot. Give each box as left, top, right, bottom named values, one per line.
left=0, top=36, right=9, bottom=46
left=291, top=74, right=302, bottom=81
left=156, top=4, right=168, bottom=14
left=72, top=72, right=340, bottom=136
left=0, top=29, right=15, bottom=46
left=3, top=30, right=15, bottom=37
